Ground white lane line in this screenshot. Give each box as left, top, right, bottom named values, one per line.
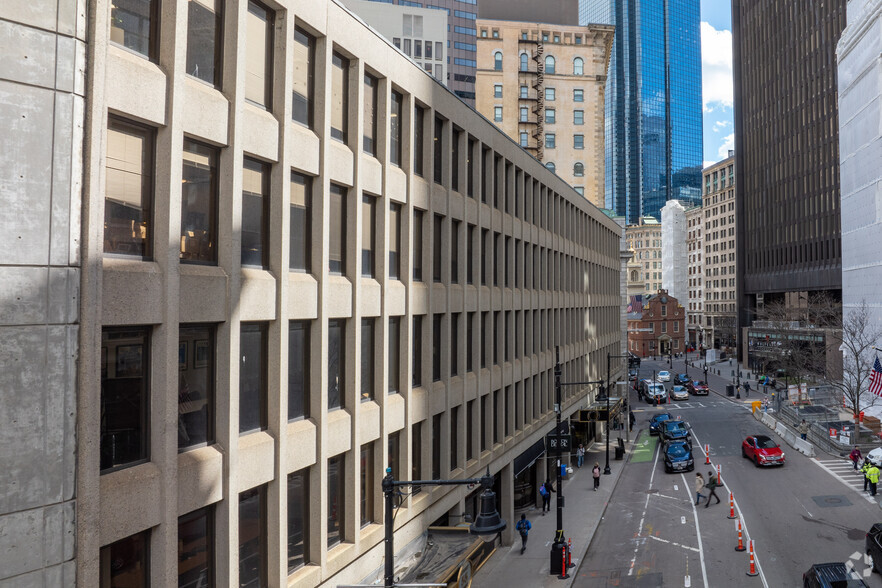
left=680, top=473, right=709, bottom=588
left=690, top=429, right=769, bottom=588
left=628, top=438, right=662, bottom=577
left=812, top=458, right=877, bottom=503
left=647, top=534, right=701, bottom=553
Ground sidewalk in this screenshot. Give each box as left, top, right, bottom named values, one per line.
left=471, top=438, right=633, bottom=588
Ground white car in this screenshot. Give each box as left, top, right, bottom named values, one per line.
left=868, top=447, right=882, bottom=467
left=657, top=371, right=671, bottom=382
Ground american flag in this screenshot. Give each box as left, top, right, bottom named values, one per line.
left=870, top=355, right=882, bottom=397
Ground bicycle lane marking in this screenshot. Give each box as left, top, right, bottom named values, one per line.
left=628, top=435, right=661, bottom=576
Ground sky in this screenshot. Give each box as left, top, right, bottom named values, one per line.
left=700, top=0, right=734, bottom=168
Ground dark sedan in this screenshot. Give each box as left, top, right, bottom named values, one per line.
left=649, top=413, right=674, bottom=436
left=687, top=380, right=709, bottom=395
left=663, top=441, right=694, bottom=473
left=662, top=420, right=691, bottom=444
left=674, top=373, right=691, bottom=386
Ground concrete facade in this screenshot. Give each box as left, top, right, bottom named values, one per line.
left=702, top=156, right=737, bottom=350
left=624, top=217, right=662, bottom=296
left=685, top=205, right=703, bottom=349
left=474, top=18, right=613, bottom=209
left=0, top=0, right=84, bottom=584
left=838, top=0, right=882, bottom=334
left=0, top=0, right=625, bottom=586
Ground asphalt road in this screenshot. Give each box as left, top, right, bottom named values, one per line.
left=572, top=357, right=882, bottom=588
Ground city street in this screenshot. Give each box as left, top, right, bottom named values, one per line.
left=572, top=357, right=882, bottom=587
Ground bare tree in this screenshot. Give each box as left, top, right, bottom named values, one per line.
left=828, top=301, right=882, bottom=424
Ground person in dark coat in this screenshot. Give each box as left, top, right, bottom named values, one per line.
left=704, top=470, right=721, bottom=508
left=629, top=410, right=636, bottom=432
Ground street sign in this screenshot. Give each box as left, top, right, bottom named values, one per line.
left=547, top=434, right=572, bottom=451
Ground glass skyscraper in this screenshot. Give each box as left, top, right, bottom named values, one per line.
left=580, top=0, right=703, bottom=222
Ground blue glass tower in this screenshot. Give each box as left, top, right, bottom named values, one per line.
left=580, top=0, right=703, bottom=223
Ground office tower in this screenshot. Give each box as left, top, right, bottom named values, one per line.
left=701, top=155, right=737, bottom=350
left=579, top=0, right=704, bottom=223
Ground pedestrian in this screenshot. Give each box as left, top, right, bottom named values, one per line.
left=577, top=444, right=585, bottom=468
left=704, top=470, right=721, bottom=508
left=592, top=462, right=601, bottom=491
left=850, top=446, right=863, bottom=470
left=862, top=459, right=871, bottom=493
left=629, top=410, right=636, bottom=432
left=743, top=382, right=750, bottom=398
left=515, top=513, right=531, bottom=554
left=869, top=463, right=880, bottom=497
left=540, top=479, right=555, bottom=513
left=798, top=419, right=810, bottom=440
left=694, top=472, right=707, bottom=505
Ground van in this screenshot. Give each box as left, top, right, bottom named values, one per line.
left=640, top=379, right=667, bottom=404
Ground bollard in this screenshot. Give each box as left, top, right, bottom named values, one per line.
left=717, top=464, right=722, bottom=486
left=567, top=538, right=574, bottom=568
left=735, top=519, right=746, bottom=551
left=746, top=540, right=759, bottom=576
left=728, top=492, right=736, bottom=519
left=705, top=444, right=711, bottom=465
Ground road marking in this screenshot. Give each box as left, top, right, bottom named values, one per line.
left=680, top=473, right=709, bottom=588
left=674, top=484, right=679, bottom=491
left=681, top=516, right=686, bottom=524
left=647, top=534, right=701, bottom=553
left=812, top=458, right=877, bottom=503
left=628, top=438, right=661, bottom=577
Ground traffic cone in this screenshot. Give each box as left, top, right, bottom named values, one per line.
left=567, top=538, right=574, bottom=568
left=717, top=464, right=722, bottom=486
left=746, top=540, right=759, bottom=576
left=735, top=519, right=746, bottom=551
left=705, top=444, right=710, bottom=465
left=558, top=544, right=569, bottom=579
left=728, top=492, right=736, bottom=519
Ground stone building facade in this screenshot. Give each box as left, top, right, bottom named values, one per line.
left=624, top=217, right=662, bottom=296
left=702, top=155, right=737, bottom=350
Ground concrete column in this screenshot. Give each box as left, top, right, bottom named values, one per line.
left=499, top=461, right=514, bottom=546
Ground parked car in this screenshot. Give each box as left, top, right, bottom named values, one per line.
left=674, top=373, right=691, bottom=386
left=649, top=413, right=674, bottom=436
left=868, top=447, right=882, bottom=467
left=687, top=380, right=709, bottom=395
left=663, top=440, right=695, bottom=473
left=670, top=385, right=690, bottom=401
left=662, top=420, right=691, bottom=444
left=640, top=380, right=667, bottom=404
left=741, top=435, right=785, bottom=466
left=802, top=562, right=869, bottom=587
left=628, top=368, right=639, bottom=381
left=657, top=370, right=671, bottom=382
left=866, top=523, right=882, bottom=574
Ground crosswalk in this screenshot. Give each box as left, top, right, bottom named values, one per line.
left=633, top=400, right=733, bottom=412
left=813, top=458, right=877, bottom=503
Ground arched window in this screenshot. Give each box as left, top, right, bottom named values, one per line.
left=520, top=53, right=529, bottom=72
left=630, top=270, right=639, bottom=282
left=573, top=162, right=584, bottom=177
left=545, top=161, right=556, bottom=173
left=494, top=51, right=503, bottom=71
left=544, top=55, right=555, bottom=74
left=573, top=57, right=583, bottom=75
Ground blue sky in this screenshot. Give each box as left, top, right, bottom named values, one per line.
left=700, top=0, right=733, bottom=167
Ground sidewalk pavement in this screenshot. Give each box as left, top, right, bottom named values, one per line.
left=471, top=437, right=635, bottom=588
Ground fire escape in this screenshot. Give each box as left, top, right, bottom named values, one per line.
left=518, top=35, right=544, bottom=162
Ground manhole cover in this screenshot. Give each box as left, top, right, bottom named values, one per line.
left=811, top=495, right=852, bottom=508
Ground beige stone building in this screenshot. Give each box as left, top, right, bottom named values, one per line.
left=473, top=19, right=613, bottom=208
left=702, top=155, right=737, bottom=349
left=0, top=0, right=624, bottom=586
left=624, top=217, right=662, bottom=296
left=686, top=205, right=704, bottom=350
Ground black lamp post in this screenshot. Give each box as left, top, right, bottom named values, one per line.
left=703, top=364, right=708, bottom=383
left=381, top=468, right=505, bottom=587
left=605, top=352, right=631, bottom=475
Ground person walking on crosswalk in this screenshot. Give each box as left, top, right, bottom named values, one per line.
left=704, top=470, right=721, bottom=507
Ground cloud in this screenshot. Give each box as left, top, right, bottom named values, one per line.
left=713, top=120, right=731, bottom=132
left=717, top=133, right=735, bottom=160
left=701, top=22, right=733, bottom=113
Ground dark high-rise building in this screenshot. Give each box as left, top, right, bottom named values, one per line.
left=732, top=0, right=844, bottom=338
left=361, top=0, right=478, bottom=104
left=579, top=0, right=704, bottom=223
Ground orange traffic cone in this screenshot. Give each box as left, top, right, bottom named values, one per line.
left=735, top=519, right=746, bottom=552
left=717, top=464, right=722, bottom=486
left=746, top=540, right=759, bottom=576
left=728, top=492, right=736, bottom=519
left=705, top=444, right=710, bottom=465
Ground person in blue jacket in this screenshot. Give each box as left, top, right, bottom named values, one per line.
left=515, top=513, right=532, bottom=554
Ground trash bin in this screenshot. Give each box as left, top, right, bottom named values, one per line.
left=726, top=384, right=735, bottom=397
left=615, top=445, right=624, bottom=460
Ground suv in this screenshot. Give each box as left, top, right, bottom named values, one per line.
left=640, top=380, right=667, bottom=404
left=687, top=380, right=709, bottom=395
left=802, top=562, right=869, bottom=587
left=866, top=523, right=882, bottom=574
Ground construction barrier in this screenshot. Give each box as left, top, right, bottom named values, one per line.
left=735, top=519, right=745, bottom=551
left=747, top=540, right=758, bottom=576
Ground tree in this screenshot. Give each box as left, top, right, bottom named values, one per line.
left=828, top=301, right=882, bottom=424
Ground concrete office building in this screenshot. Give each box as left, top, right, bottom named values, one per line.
left=838, top=0, right=882, bottom=334
left=624, top=217, right=662, bottom=296
left=685, top=205, right=703, bottom=350
left=0, top=0, right=624, bottom=585
left=340, top=0, right=448, bottom=84
left=702, top=156, right=737, bottom=351
left=733, top=0, right=845, bottom=351
left=478, top=0, right=580, bottom=26
left=660, top=200, right=688, bottom=312
left=474, top=19, right=613, bottom=209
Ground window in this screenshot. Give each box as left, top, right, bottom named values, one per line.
left=328, top=319, right=345, bottom=410
left=519, top=132, right=528, bottom=147
left=413, top=209, right=424, bottom=281
left=451, top=312, right=459, bottom=376
left=545, top=161, right=556, bottom=173
left=574, top=110, right=584, bottom=125
left=519, top=53, right=528, bottom=71
left=110, top=0, right=158, bottom=59
left=433, top=214, right=443, bottom=282
left=573, top=57, right=583, bottom=75
left=520, top=84, right=528, bottom=98
left=451, top=220, right=460, bottom=283
left=288, top=321, right=309, bottom=420
left=414, top=105, right=425, bottom=176
left=403, top=38, right=411, bottom=56
left=494, top=51, right=502, bottom=70
left=573, top=88, right=583, bottom=102
left=241, top=157, right=269, bottom=268
left=101, top=326, right=149, bottom=472
left=329, top=184, right=347, bottom=275
left=239, top=486, right=266, bottom=587
left=100, top=531, right=149, bottom=588
left=179, top=325, right=214, bottom=449
left=363, top=74, right=378, bottom=154
left=545, top=108, right=555, bottom=124
left=545, top=87, right=555, bottom=101
left=574, top=186, right=584, bottom=196
left=181, top=138, right=218, bottom=264
left=414, top=39, right=422, bottom=58
left=290, top=171, right=311, bottom=272
left=573, top=162, right=584, bottom=177
left=360, top=444, right=375, bottom=526
left=574, top=134, right=584, bottom=149
left=331, top=52, right=349, bottom=142
left=435, top=41, right=443, bottom=59
left=467, top=224, right=475, bottom=284
left=104, top=116, right=154, bottom=257
left=362, top=194, right=377, bottom=277
left=432, top=413, right=442, bottom=478
left=412, top=315, right=423, bottom=387
left=494, top=106, right=502, bottom=122
left=544, top=55, right=555, bottom=74
left=425, top=40, right=433, bottom=59
left=433, top=117, right=443, bottom=185
left=245, top=1, right=273, bottom=107
left=361, top=319, right=375, bottom=402
left=239, top=322, right=267, bottom=434
left=520, top=106, right=528, bottom=122
left=389, top=203, right=401, bottom=279
left=186, top=0, right=222, bottom=85
left=451, top=128, right=460, bottom=192
left=432, top=314, right=442, bottom=381
left=494, top=84, right=502, bottom=98
left=328, top=454, right=345, bottom=546
left=287, top=469, right=309, bottom=572
left=292, top=27, right=315, bottom=127
left=390, top=91, right=403, bottom=166
left=545, top=133, right=555, bottom=148
left=467, top=312, right=474, bottom=372
left=388, top=317, right=400, bottom=394
left=179, top=507, right=213, bottom=587
left=450, top=405, right=459, bottom=470
left=466, top=399, right=474, bottom=459
left=492, top=28, right=499, bottom=38
left=412, top=422, right=422, bottom=493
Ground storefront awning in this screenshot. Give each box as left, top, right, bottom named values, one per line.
left=513, top=438, right=546, bottom=477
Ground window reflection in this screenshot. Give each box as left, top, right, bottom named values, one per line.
left=178, top=325, right=213, bottom=450
left=181, top=139, right=218, bottom=264
left=110, top=0, right=157, bottom=59
left=178, top=507, right=213, bottom=588
left=101, top=327, right=150, bottom=472
left=100, top=530, right=149, bottom=588
left=105, top=117, right=153, bottom=257
left=186, top=0, right=222, bottom=85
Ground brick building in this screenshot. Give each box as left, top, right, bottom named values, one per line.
left=627, top=289, right=686, bottom=358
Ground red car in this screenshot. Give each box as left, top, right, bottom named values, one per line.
left=742, top=435, right=785, bottom=466
left=687, top=380, right=709, bottom=395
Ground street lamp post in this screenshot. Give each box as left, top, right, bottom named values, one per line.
left=381, top=469, right=505, bottom=587
left=605, top=352, right=631, bottom=475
